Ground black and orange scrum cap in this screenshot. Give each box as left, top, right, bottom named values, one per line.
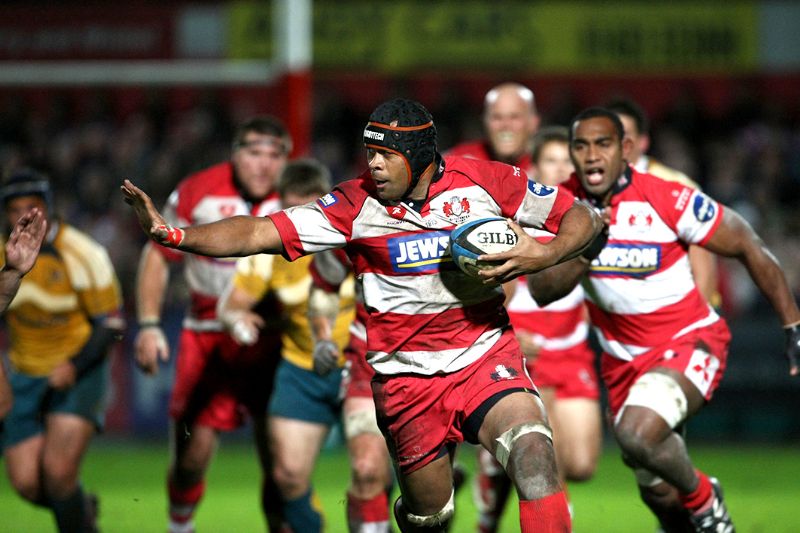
left=363, top=98, right=437, bottom=187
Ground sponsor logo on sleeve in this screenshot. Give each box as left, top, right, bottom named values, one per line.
left=388, top=231, right=451, bottom=273
left=527, top=180, right=555, bottom=197
left=318, top=193, right=338, bottom=208
left=692, top=194, right=716, bottom=222
left=588, top=243, right=661, bottom=277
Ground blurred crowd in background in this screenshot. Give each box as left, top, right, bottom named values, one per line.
left=0, top=84, right=799, bottom=325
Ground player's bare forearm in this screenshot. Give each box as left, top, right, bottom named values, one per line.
left=738, top=243, right=799, bottom=325
left=0, top=364, right=13, bottom=420
left=545, top=201, right=602, bottom=264
left=136, top=244, right=169, bottom=322
left=477, top=204, right=600, bottom=285
left=705, top=208, right=800, bottom=326
left=527, top=257, right=588, bottom=306
left=122, top=179, right=284, bottom=257
left=688, top=245, right=719, bottom=305
left=309, top=314, right=334, bottom=342
left=0, top=268, right=23, bottom=313
left=178, top=216, right=284, bottom=257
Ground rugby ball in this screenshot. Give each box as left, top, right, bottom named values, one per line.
left=449, top=217, right=518, bottom=277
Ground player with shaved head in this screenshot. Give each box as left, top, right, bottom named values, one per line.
left=449, top=82, right=540, bottom=175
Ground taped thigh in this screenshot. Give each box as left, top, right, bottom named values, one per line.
left=616, top=372, right=688, bottom=429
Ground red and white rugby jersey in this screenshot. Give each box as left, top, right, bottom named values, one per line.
left=507, top=228, right=590, bottom=357
left=562, top=167, right=724, bottom=361
left=158, top=162, right=281, bottom=331
left=446, top=140, right=535, bottom=177
left=507, top=278, right=589, bottom=357
left=270, top=155, right=577, bottom=376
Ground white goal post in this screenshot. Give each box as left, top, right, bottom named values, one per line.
left=0, top=60, right=278, bottom=86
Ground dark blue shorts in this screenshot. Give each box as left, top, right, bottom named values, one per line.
left=268, top=359, right=342, bottom=426
left=1, top=359, right=109, bottom=450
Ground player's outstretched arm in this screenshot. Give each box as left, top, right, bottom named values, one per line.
left=0, top=207, right=46, bottom=312
left=704, top=207, right=800, bottom=375
left=122, top=179, right=284, bottom=257
left=478, top=201, right=602, bottom=284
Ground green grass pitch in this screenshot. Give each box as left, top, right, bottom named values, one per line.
left=1, top=440, right=798, bottom=532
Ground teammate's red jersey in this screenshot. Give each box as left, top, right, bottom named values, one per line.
left=157, top=162, right=281, bottom=330
left=562, top=166, right=725, bottom=363
left=447, top=140, right=534, bottom=176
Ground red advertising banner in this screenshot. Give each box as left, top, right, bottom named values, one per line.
left=0, top=5, right=176, bottom=60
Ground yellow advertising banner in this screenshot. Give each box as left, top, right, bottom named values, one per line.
left=228, top=1, right=273, bottom=60
left=228, top=1, right=758, bottom=73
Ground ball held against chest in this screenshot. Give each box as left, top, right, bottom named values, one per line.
left=449, top=217, right=518, bottom=277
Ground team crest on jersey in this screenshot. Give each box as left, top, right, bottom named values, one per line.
left=527, top=181, right=555, bottom=197
left=318, top=193, right=338, bottom=208
left=386, top=205, right=407, bottom=220
left=692, top=194, right=715, bottom=222
left=628, top=210, right=654, bottom=233
left=442, top=196, right=471, bottom=224
left=387, top=231, right=451, bottom=273
left=490, top=364, right=518, bottom=381
left=589, top=243, right=661, bottom=277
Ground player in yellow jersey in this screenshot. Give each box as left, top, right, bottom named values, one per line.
left=0, top=204, right=47, bottom=420
left=0, top=169, right=124, bottom=533
left=217, top=159, right=355, bottom=533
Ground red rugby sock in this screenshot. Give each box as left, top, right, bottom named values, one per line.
left=347, top=491, right=390, bottom=532
left=519, top=491, right=571, bottom=533
left=168, top=477, right=205, bottom=528
left=679, top=470, right=713, bottom=513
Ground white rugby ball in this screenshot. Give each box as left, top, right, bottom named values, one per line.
left=449, top=217, right=518, bottom=277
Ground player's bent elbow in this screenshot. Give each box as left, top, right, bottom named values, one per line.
left=528, top=279, right=564, bottom=307
left=251, top=217, right=284, bottom=255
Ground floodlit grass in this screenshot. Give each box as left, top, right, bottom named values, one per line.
left=1, top=439, right=798, bottom=532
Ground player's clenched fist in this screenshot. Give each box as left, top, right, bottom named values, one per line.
left=312, top=340, right=340, bottom=376
left=121, top=180, right=183, bottom=247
